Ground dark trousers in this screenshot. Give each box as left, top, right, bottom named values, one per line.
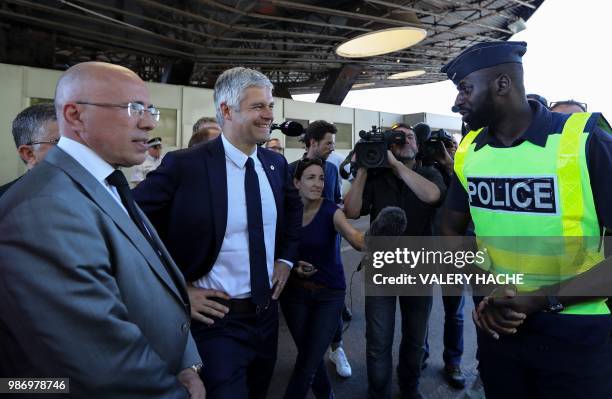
left=190, top=301, right=278, bottom=399
left=478, top=328, right=612, bottom=399
left=280, top=285, right=345, bottom=399
left=365, top=295, right=432, bottom=399
left=424, top=293, right=465, bottom=366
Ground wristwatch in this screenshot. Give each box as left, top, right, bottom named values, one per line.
left=543, top=295, right=564, bottom=313
left=190, top=363, right=203, bottom=375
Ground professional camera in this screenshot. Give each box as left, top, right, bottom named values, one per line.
left=354, top=126, right=406, bottom=169
left=419, top=129, right=455, bottom=166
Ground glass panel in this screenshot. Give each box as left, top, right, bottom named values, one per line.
left=333, top=122, right=353, bottom=150
left=151, top=107, right=177, bottom=147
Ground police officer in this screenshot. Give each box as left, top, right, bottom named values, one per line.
left=441, top=41, right=612, bottom=398
left=131, top=136, right=163, bottom=186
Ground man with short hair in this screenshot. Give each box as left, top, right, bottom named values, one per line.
left=265, top=138, right=284, bottom=155
left=0, top=103, right=59, bottom=196
left=134, top=67, right=302, bottom=399
left=291, top=120, right=341, bottom=203
left=550, top=99, right=587, bottom=114
left=131, top=136, right=164, bottom=185
left=442, top=41, right=612, bottom=399
left=191, top=116, right=221, bottom=145
left=0, top=62, right=204, bottom=398
left=344, top=124, right=445, bottom=399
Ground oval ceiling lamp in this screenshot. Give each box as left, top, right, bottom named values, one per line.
left=388, top=70, right=426, bottom=80
left=336, top=27, right=427, bottom=58
left=352, top=82, right=376, bottom=88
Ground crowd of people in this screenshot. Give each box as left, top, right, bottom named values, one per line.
left=0, top=39, right=610, bottom=399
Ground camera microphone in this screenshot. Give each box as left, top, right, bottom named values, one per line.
left=270, top=121, right=304, bottom=137
left=451, top=105, right=461, bottom=113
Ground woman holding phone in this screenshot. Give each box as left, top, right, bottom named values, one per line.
left=281, top=158, right=365, bottom=399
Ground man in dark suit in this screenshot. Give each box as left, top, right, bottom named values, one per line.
left=0, top=103, right=59, bottom=197
left=134, top=67, right=302, bottom=399
left=0, top=62, right=205, bottom=398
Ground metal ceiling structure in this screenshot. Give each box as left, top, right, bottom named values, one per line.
left=0, top=0, right=543, bottom=103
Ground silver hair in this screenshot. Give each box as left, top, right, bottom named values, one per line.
left=12, top=103, right=57, bottom=148
left=213, top=67, right=273, bottom=127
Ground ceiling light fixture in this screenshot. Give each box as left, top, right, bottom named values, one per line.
left=352, top=82, right=376, bottom=89
left=387, top=70, right=426, bottom=80
left=336, top=27, right=427, bottom=58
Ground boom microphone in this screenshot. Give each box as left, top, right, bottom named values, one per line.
left=270, top=121, right=304, bottom=137
left=366, top=206, right=407, bottom=237
left=358, top=207, right=407, bottom=271
left=451, top=105, right=461, bottom=113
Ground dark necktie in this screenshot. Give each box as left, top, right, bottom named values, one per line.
left=106, top=170, right=155, bottom=245
left=244, top=157, right=270, bottom=306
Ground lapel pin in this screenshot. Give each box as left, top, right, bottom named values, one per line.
left=270, top=165, right=275, bottom=171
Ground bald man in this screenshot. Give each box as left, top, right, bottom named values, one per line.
left=0, top=62, right=204, bottom=399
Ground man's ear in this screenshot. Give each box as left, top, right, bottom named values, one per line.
left=220, top=103, right=232, bottom=123
left=293, top=178, right=300, bottom=190
left=63, top=103, right=84, bottom=133
left=17, top=145, right=35, bottom=169
left=496, top=74, right=511, bottom=96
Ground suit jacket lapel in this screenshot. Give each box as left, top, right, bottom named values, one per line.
left=46, top=148, right=186, bottom=305
left=207, top=137, right=228, bottom=258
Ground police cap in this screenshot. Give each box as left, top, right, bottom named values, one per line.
left=441, top=41, right=527, bottom=84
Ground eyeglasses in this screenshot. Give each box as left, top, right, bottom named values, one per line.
left=549, top=100, right=587, bottom=112
left=75, top=101, right=161, bottom=122
left=28, top=137, right=60, bottom=146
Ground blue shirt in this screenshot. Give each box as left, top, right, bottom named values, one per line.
left=298, top=199, right=345, bottom=290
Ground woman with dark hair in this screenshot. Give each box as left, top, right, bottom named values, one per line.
left=281, top=158, right=365, bottom=399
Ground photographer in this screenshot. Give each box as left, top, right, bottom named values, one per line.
left=419, top=128, right=457, bottom=186
left=344, top=124, right=446, bottom=399
left=418, top=129, right=467, bottom=389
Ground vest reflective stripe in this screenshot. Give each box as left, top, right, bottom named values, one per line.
left=455, top=114, right=607, bottom=315
left=557, top=113, right=590, bottom=237
left=454, top=128, right=482, bottom=188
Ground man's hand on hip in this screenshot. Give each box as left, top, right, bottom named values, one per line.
left=187, top=286, right=230, bottom=325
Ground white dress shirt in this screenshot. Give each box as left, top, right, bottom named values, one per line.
left=194, top=134, right=278, bottom=298
left=57, top=137, right=127, bottom=214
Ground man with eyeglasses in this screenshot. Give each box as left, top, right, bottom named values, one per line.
left=131, top=136, right=164, bottom=186
left=550, top=99, right=588, bottom=114
left=0, top=62, right=204, bottom=398
left=0, top=103, right=59, bottom=197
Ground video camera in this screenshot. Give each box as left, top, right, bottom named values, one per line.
left=419, top=129, right=455, bottom=166
left=354, top=125, right=406, bottom=169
